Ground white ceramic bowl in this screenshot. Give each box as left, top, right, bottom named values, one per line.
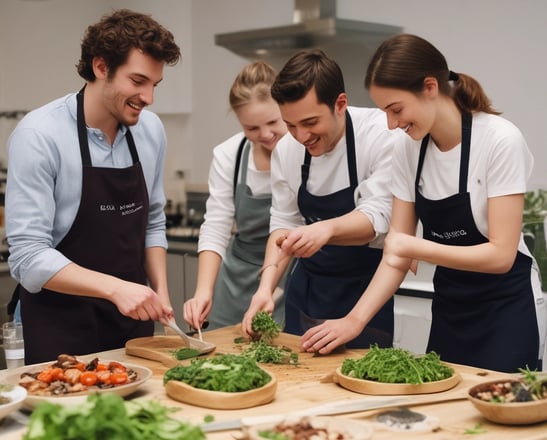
left=0, top=385, right=27, bottom=420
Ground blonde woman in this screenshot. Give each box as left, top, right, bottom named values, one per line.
left=184, top=62, right=287, bottom=330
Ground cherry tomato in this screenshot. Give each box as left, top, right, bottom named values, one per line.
left=95, top=363, right=109, bottom=372
left=109, top=372, right=128, bottom=385
left=108, top=361, right=127, bottom=373
left=80, top=371, right=98, bottom=386
left=96, top=370, right=112, bottom=384
left=50, top=367, right=64, bottom=381
left=37, top=368, right=55, bottom=383
left=37, top=367, right=64, bottom=383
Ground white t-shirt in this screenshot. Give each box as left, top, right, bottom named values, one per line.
left=270, top=106, right=402, bottom=248
left=391, top=111, right=535, bottom=259
left=198, top=132, right=271, bottom=259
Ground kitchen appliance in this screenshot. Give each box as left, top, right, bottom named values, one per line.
left=215, top=0, right=402, bottom=105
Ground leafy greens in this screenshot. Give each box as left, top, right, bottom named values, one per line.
left=163, top=354, right=271, bottom=392
left=23, top=393, right=205, bottom=440
left=341, top=345, right=454, bottom=384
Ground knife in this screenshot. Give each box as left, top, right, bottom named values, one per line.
left=199, top=396, right=408, bottom=432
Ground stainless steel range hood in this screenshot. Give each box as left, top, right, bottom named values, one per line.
left=215, top=0, right=402, bottom=59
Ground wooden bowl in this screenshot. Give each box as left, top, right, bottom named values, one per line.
left=165, top=372, right=277, bottom=409
left=468, top=379, right=547, bottom=425
left=334, top=367, right=460, bottom=395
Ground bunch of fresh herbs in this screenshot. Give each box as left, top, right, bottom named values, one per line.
left=236, top=312, right=298, bottom=365
left=251, top=311, right=281, bottom=344
left=341, top=345, right=454, bottom=384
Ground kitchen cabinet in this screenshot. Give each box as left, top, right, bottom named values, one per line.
left=393, top=292, right=432, bottom=355
left=165, top=240, right=199, bottom=333
left=166, top=252, right=187, bottom=332
left=183, top=254, right=198, bottom=309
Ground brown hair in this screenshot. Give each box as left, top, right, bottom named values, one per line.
left=271, top=49, right=344, bottom=112
left=365, top=34, right=500, bottom=115
left=77, top=9, right=181, bottom=82
left=229, top=61, right=277, bottom=111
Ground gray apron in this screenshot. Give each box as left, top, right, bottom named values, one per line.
left=207, top=140, right=285, bottom=329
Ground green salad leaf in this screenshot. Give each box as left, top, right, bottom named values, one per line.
left=23, top=393, right=205, bottom=440
left=163, top=354, right=271, bottom=392
left=171, top=348, right=201, bottom=360
left=341, top=345, right=454, bottom=384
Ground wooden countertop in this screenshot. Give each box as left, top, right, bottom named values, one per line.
left=1, top=325, right=546, bottom=439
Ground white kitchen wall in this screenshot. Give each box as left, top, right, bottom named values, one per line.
left=0, top=0, right=545, bottom=187
left=172, top=0, right=546, bottom=188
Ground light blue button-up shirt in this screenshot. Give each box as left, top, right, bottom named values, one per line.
left=6, top=93, right=168, bottom=293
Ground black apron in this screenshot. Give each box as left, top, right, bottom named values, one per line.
left=19, top=88, right=153, bottom=364
left=416, top=112, right=539, bottom=372
left=284, top=111, right=393, bottom=348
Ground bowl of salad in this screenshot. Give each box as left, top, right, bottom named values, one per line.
left=163, top=353, right=276, bottom=409
left=467, top=369, right=547, bottom=425
left=335, top=345, right=459, bottom=395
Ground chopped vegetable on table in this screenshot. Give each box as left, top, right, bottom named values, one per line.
left=236, top=312, right=299, bottom=365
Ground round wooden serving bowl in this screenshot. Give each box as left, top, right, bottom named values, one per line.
left=165, top=371, right=277, bottom=409
left=334, top=367, right=460, bottom=395
left=467, top=379, right=547, bottom=425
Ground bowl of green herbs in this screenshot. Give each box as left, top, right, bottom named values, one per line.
left=163, top=353, right=276, bottom=409
left=335, top=345, right=459, bottom=395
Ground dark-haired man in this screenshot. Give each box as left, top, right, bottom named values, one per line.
left=242, top=49, right=403, bottom=354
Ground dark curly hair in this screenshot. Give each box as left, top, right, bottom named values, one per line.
left=77, top=9, right=181, bottom=82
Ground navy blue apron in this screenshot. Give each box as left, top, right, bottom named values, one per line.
left=416, top=112, right=539, bottom=372
left=284, top=111, right=393, bottom=348
left=19, top=88, right=153, bottom=364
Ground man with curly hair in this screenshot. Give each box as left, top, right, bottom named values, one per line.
left=6, top=9, right=181, bottom=363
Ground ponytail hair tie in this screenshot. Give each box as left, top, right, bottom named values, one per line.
left=449, top=70, right=459, bottom=81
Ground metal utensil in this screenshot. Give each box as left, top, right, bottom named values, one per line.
left=165, top=317, right=216, bottom=355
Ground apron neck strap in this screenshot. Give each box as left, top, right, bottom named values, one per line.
left=415, top=112, right=473, bottom=193
left=76, top=85, right=139, bottom=167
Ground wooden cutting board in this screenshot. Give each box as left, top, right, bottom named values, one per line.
left=125, top=335, right=211, bottom=368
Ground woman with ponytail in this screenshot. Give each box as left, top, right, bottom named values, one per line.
left=301, top=34, right=545, bottom=373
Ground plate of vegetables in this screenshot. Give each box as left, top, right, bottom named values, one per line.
left=467, top=369, right=547, bottom=425
left=163, top=353, right=276, bottom=409
left=334, top=345, right=460, bottom=395
left=4, top=354, right=152, bottom=409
